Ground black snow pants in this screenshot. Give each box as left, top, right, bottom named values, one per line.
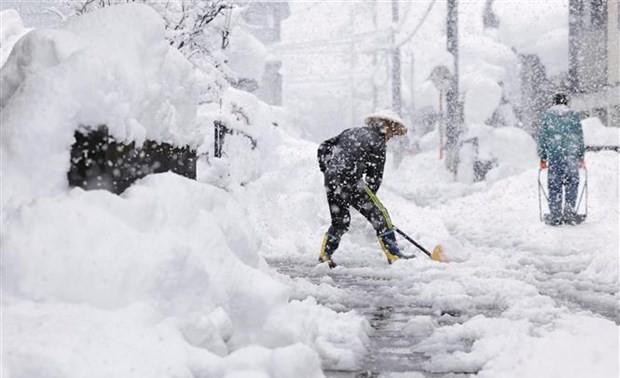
left=324, top=172, right=393, bottom=240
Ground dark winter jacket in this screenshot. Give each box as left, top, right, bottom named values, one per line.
left=317, top=126, right=386, bottom=193
left=538, top=105, right=585, bottom=161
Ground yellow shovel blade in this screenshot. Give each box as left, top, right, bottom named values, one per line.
left=431, top=244, right=444, bottom=262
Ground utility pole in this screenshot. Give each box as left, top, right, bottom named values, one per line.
left=391, top=0, right=401, bottom=115
left=568, top=0, right=582, bottom=93
left=349, top=5, right=356, bottom=127
left=410, top=52, right=415, bottom=117
left=445, top=0, right=462, bottom=176
left=430, top=65, right=451, bottom=161
left=372, top=0, right=379, bottom=110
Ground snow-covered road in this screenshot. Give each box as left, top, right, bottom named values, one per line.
left=263, top=150, right=619, bottom=377
left=270, top=258, right=476, bottom=377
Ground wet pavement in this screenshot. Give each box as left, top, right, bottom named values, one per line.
left=268, top=258, right=475, bottom=378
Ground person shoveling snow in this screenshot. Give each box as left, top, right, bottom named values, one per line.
left=316, top=110, right=442, bottom=268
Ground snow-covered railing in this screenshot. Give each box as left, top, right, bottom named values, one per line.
left=212, top=105, right=258, bottom=159
left=585, top=145, right=620, bottom=152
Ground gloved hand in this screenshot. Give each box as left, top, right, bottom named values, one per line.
left=539, top=160, right=548, bottom=169
left=579, top=159, right=586, bottom=169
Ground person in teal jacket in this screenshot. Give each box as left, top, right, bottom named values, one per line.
left=537, top=93, right=586, bottom=225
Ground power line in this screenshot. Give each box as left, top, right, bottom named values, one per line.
left=394, top=0, right=438, bottom=48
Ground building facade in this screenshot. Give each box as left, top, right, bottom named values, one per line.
left=568, top=0, right=620, bottom=127
left=239, top=1, right=290, bottom=106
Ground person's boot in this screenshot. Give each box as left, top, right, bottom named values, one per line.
left=563, top=208, right=577, bottom=225
left=544, top=213, right=563, bottom=226
left=378, top=230, right=411, bottom=264
left=318, top=234, right=339, bottom=268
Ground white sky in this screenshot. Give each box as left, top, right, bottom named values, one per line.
left=0, top=0, right=63, bottom=28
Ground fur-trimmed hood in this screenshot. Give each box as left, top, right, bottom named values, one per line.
left=364, top=110, right=407, bottom=135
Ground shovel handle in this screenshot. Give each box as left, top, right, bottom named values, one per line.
left=394, top=227, right=432, bottom=258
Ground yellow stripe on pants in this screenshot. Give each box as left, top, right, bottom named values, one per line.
left=319, top=235, right=329, bottom=259
left=364, top=186, right=393, bottom=229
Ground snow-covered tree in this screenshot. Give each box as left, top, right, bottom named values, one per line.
left=55, top=0, right=237, bottom=102
left=61, top=0, right=228, bottom=54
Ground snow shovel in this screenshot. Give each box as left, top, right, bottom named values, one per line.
left=394, top=227, right=444, bottom=261
left=537, top=167, right=588, bottom=225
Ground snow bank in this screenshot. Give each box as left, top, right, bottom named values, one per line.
left=387, top=124, right=537, bottom=207
left=260, top=298, right=370, bottom=370
left=416, top=311, right=618, bottom=377
left=1, top=5, right=370, bottom=377
left=470, top=124, right=538, bottom=182
left=582, top=117, right=620, bottom=146
left=240, top=128, right=326, bottom=259
left=3, top=173, right=314, bottom=377
left=0, top=4, right=200, bottom=203
left=3, top=174, right=266, bottom=312
left=478, top=315, right=618, bottom=378
left=2, top=171, right=365, bottom=377
left=3, top=299, right=223, bottom=378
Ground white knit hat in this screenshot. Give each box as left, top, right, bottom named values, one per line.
left=364, top=110, right=407, bottom=135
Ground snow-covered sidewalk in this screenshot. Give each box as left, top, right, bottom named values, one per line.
left=247, top=146, right=619, bottom=377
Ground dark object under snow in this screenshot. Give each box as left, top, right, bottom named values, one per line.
left=68, top=125, right=196, bottom=194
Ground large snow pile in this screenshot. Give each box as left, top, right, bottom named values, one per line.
left=0, top=4, right=199, bottom=203
left=582, top=117, right=620, bottom=146
left=1, top=5, right=369, bottom=377
left=3, top=173, right=368, bottom=377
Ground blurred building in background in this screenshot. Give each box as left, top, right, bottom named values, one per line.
left=239, top=1, right=290, bottom=106
left=568, top=0, right=619, bottom=127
